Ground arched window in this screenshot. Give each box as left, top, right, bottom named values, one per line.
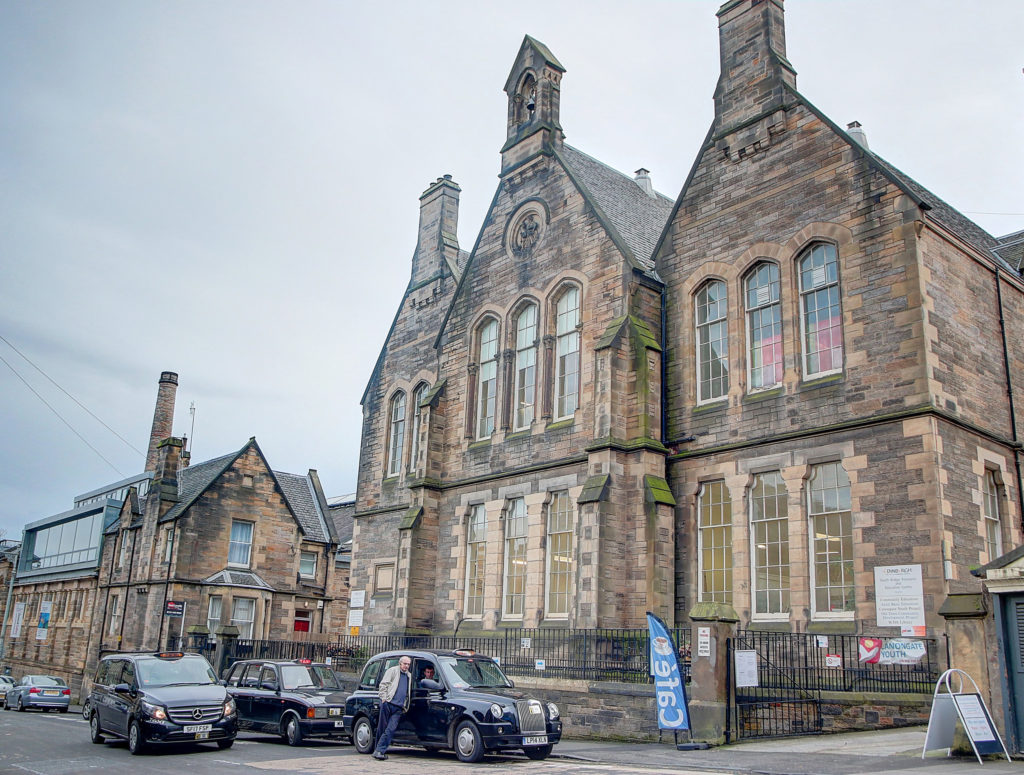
left=514, top=304, right=538, bottom=430
left=799, top=243, right=843, bottom=377
left=695, top=280, right=728, bottom=402
left=386, top=392, right=406, bottom=477
left=476, top=319, right=499, bottom=439
left=408, top=382, right=428, bottom=473
left=554, top=287, right=580, bottom=419
left=515, top=73, right=537, bottom=126
left=745, top=263, right=782, bottom=391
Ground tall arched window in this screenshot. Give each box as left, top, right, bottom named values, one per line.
left=799, top=243, right=843, bottom=377
left=477, top=319, right=499, bottom=439
left=408, top=382, right=428, bottom=473
left=696, top=280, right=728, bottom=402
left=514, top=304, right=538, bottom=430
left=745, top=262, right=782, bottom=391
left=386, top=392, right=406, bottom=477
left=554, top=287, right=580, bottom=419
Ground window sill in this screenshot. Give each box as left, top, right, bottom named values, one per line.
left=743, top=386, right=784, bottom=402
left=801, top=372, right=844, bottom=390
left=692, top=399, right=728, bottom=414
left=468, top=438, right=492, bottom=450
left=545, top=418, right=575, bottom=432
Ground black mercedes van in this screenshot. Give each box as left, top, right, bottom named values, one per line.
left=89, top=651, right=237, bottom=755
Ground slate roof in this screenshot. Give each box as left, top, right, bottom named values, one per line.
left=995, top=229, right=1024, bottom=272
left=559, top=144, right=674, bottom=273
left=972, top=543, right=1024, bottom=577
left=160, top=451, right=240, bottom=522
left=274, top=470, right=330, bottom=543
left=203, top=568, right=273, bottom=590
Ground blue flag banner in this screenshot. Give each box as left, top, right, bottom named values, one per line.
left=646, top=612, right=689, bottom=730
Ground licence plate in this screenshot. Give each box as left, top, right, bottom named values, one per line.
left=183, top=724, right=212, bottom=733
left=42, top=690, right=59, bottom=696
left=523, top=735, right=548, bottom=746
left=334, top=720, right=345, bottom=728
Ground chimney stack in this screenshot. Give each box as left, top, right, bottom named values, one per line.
left=410, top=175, right=461, bottom=286
left=145, top=371, right=178, bottom=473
left=846, top=121, right=869, bottom=150
left=634, top=168, right=656, bottom=198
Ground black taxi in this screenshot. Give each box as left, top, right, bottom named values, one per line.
left=89, top=651, right=237, bottom=755
left=343, top=648, right=561, bottom=762
left=222, top=658, right=348, bottom=745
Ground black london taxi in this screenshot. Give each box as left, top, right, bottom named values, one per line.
left=89, top=651, right=237, bottom=755
left=343, top=648, right=561, bottom=762
left=222, top=658, right=348, bottom=745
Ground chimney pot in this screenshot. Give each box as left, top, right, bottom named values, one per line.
left=846, top=120, right=870, bottom=150
left=634, top=168, right=655, bottom=198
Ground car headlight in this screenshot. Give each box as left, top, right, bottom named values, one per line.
left=547, top=702, right=560, bottom=720
left=489, top=703, right=505, bottom=720
left=223, top=698, right=236, bottom=716
left=140, top=700, right=167, bottom=721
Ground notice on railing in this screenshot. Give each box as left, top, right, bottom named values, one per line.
left=874, top=564, right=925, bottom=635
left=734, top=649, right=758, bottom=687
left=879, top=639, right=926, bottom=665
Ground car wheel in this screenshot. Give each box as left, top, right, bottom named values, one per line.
left=454, top=720, right=484, bottom=763
left=523, top=744, right=553, bottom=760
left=284, top=714, right=304, bottom=746
left=217, top=738, right=235, bottom=750
left=353, top=715, right=375, bottom=754
left=128, top=720, right=147, bottom=755
left=82, top=699, right=91, bottom=720
left=17, top=697, right=25, bottom=712
left=90, top=713, right=105, bottom=744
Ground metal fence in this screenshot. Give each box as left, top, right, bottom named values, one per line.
left=733, top=629, right=940, bottom=694
left=172, top=627, right=691, bottom=684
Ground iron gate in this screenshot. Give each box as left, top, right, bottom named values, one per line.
left=727, top=631, right=822, bottom=740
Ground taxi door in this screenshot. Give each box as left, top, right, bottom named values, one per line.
left=407, top=659, right=447, bottom=745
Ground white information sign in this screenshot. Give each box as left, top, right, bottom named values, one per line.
left=734, top=649, right=759, bottom=687
left=954, top=694, right=996, bottom=742
left=535, top=659, right=546, bottom=671
left=815, top=635, right=828, bottom=649
left=350, top=590, right=366, bottom=608
left=9, top=602, right=25, bottom=639
left=697, top=627, right=711, bottom=657
left=874, top=564, right=925, bottom=629
left=346, top=608, right=364, bottom=627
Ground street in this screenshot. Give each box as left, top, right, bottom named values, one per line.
left=0, top=709, right=703, bottom=775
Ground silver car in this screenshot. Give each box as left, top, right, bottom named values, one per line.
left=4, top=674, right=71, bottom=712
left=0, top=675, right=14, bottom=708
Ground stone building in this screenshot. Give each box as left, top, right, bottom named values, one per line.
left=351, top=0, right=1022, bottom=638
left=1, top=372, right=346, bottom=694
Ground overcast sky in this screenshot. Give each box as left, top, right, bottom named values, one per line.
left=1, top=0, right=1021, bottom=541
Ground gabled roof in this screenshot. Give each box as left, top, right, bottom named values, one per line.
left=504, top=34, right=565, bottom=92
left=995, top=229, right=1024, bottom=272
left=559, top=145, right=674, bottom=273
left=158, top=440, right=330, bottom=543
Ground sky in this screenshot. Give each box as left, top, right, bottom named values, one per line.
left=1, top=0, right=1021, bottom=541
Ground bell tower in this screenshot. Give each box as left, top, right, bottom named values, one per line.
left=500, top=35, right=565, bottom=173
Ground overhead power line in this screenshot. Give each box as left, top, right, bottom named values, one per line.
left=0, top=352, right=126, bottom=478
left=0, top=334, right=144, bottom=456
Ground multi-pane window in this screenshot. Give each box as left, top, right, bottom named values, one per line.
left=408, top=383, right=428, bottom=472
left=750, top=472, right=789, bottom=616
left=799, top=243, right=843, bottom=377
left=228, top=520, right=253, bottom=567
left=387, top=392, right=406, bottom=476
left=745, top=263, right=783, bottom=391
left=696, top=280, right=729, bottom=402
left=555, top=288, right=581, bottom=419
left=109, top=593, right=121, bottom=635
left=698, top=481, right=732, bottom=603
left=984, top=470, right=1003, bottom=560
left=207, top=595, right=222, bottom=637
left=118, top=531, right=131, bottom=569
left=465, top=505, right=487, bottom=617
left=503, top=498, right=528, bottom=618
left=299, top=551, right=317, bottom=578
left=230, top=597, right=255, bottom=639
left=515, top=305, right=538, bottom=429
left=808, top=462, right=854, bottom=615
left=163, top=526, right=173, bottom=563
left=477, top=320, right=499, bottom=439
left=546, top=491, right=574, bottom=617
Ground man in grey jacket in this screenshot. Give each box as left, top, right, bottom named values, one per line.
left=373, top=655, right=412, bottom=760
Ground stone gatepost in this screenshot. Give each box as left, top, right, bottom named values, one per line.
left=212, top=625, right=239, bottom=679
left=938, top=593, right=997, bottom=751
left=687, top=601, right=739, bottom=744
left=185, top=624, right=209, bottom=653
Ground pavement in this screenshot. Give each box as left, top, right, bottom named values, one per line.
left=555, top=726, right=1021, bottom=774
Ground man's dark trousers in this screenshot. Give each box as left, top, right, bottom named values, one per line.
left=375, top=701, right=404, bottom=754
